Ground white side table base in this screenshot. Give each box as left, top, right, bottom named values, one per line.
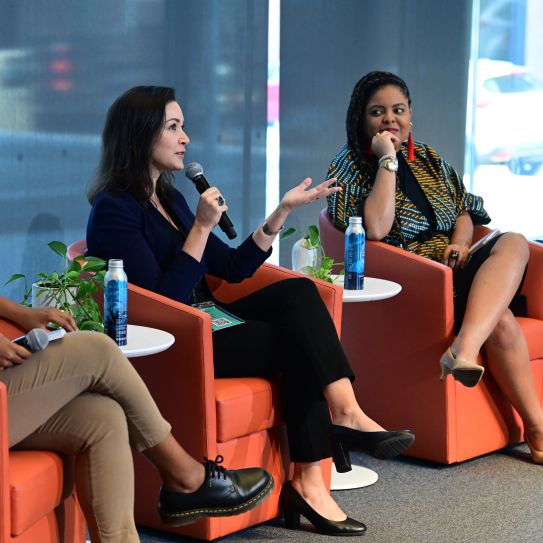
left=331, top=465, right=378, bottom=490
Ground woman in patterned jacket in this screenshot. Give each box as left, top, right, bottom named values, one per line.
left=327, top=71, right=543, bottom=464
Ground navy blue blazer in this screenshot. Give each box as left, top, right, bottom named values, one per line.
left=86, top=190, right=272, bottom=305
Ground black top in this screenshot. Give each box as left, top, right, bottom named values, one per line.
left=397, top=152, right=436, bottom=228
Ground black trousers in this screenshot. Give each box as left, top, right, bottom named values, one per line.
left=212, top=278, right=354, bottom=463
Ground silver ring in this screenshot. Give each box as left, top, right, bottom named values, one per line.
left=217, top=196, right=225, bottom=206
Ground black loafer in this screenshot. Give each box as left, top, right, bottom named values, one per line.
left=158, top=455, right=274, bottom=527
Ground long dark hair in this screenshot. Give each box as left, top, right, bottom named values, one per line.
left=346, top=71, right=412, bottom=160
left=88, top=85, right=176, bottom=204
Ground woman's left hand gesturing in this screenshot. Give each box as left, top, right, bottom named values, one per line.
left=280, top=177, right=340, bottom=212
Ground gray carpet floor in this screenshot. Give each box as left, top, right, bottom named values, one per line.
left=138, top=444, right=543, bottom=543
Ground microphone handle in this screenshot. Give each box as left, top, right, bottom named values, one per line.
left=218, top=212, right=237, bottom=240
left=13, top=335, right=32, bottom=350
left=192, top=174, right=237, bottom=240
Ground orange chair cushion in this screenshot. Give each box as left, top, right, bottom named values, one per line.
left=517, top=317, right=543, bottom=360
left=8, top=451, right=63, bottom=536
left=215, top=377, right=283, bottom=442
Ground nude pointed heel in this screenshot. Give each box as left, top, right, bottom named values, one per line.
left=439, top=348, right=484, bottom=388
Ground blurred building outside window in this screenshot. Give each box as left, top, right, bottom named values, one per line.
left=467, top=0, right=543, bottom=242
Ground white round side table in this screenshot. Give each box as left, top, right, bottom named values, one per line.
left=119, top=324, right=175, bottom=358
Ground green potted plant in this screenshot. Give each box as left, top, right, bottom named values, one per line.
left=282, top=224, right=343, bottom=283
left=5, top=241, right=107, bottom=331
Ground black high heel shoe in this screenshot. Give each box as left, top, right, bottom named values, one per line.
left=280, top=481, right=367, bottom=536
left=329, top=425, right=415, bottom=473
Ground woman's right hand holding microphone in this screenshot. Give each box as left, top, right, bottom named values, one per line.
left=193, top=186, right=228, bottom=232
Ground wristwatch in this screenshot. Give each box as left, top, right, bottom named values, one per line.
left=378, top=155, right=398, bottom=172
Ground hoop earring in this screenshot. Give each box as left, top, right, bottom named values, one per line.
left=407, top=132, right=415, bottom=162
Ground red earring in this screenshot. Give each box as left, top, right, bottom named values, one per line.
left=407, top=132, right=415, bottom=162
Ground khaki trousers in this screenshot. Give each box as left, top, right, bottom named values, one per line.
left=0, top=331, right=171, bottom=543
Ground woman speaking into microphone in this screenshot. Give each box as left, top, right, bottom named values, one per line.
left=86, top=86, right=414, bottom=536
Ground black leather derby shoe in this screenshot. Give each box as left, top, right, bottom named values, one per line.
left=158, top=455, right=274, bottom=527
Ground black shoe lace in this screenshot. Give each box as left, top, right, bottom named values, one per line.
left=203, top=455, right=227, bottom=480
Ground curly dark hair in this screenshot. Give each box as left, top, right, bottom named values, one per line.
left=346, top=71, right=411, bottom=160
left=88, top=86, right=177, bottom=205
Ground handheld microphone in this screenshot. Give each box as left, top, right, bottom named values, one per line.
left=12, top=328, right=50, bottom=353
left=185, top=162, right=237, bottom=239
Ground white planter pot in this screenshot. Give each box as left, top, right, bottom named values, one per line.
left=291, top=238, right=322, bottom=274
left=31, top=282, right=77, bottom=309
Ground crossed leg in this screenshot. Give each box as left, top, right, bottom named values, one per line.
left=450, top=232, right=543, bottom=452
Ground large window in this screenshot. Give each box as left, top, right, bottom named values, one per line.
left=467, top=0, right=543, bottom=241
left=0, top=1, right=268, bottom=299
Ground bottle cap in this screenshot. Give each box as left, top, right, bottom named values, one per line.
left=108, top=259, right=124, bottom=268
left=348, top=216, right=362, bottom=224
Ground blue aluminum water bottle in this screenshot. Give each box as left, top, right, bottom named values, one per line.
left=104, top=259, right=128, bottom=346
left=344, top=216, right=365, bottom=290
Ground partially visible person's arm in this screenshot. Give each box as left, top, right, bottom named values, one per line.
left=0, top=296, right=77, bottom=331
left=0, top=296, right=26, bottom=322
left=0, top=333, right=31, bottom=370
left=0, top=296, right=76, bottom=370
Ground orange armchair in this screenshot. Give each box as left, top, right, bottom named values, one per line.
left=319, top=209, right=543, bottom=464
left=67, top=240, right=342, bottom=541
left=0, top=319, right=86, bottom=543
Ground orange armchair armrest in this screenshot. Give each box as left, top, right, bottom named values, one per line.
left=365, top=240, right=455, bottom=341
left=126, top=283, right=218, bottom=460
left=1, top=318, right=25, bottom=543
left=1, top=381, right=9, bottom=543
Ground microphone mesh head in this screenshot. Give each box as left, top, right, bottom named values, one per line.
left=185, top=162, right=203, bottom=180
left=27, top=328, right=50, bottom=352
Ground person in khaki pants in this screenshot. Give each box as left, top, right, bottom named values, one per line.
left=0, top=296, right=273, bottom=542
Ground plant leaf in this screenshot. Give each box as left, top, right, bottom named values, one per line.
left=48, top=241, right=67, bottom=258
left=279, top=227, right=297, bottom=241
left=79, top=321, right=104, bottom=332
left=306, top=225, right=320, bottom=249
left=66, top=259, right=82, bottom=273
left=83, top=260, right=106, bottom=273
left=321, top=256, right=335, bottom=270
left=4, top=273, right=26, bottom=285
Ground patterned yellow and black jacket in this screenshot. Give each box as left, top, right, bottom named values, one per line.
left=327, top=141, right=491, bottom=263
